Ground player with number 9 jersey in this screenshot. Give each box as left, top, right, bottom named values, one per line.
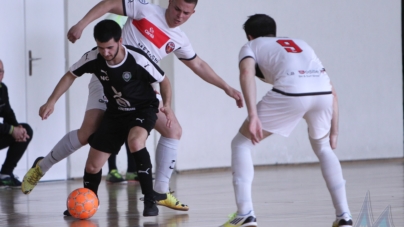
left=239, top=37, right=332, bottom=95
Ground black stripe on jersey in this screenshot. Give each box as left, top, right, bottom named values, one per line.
left=125, top=45, right=164, bottom=75
left=122, top=0, right=127, bottom=16
left=80, top=47, right=97, bottom=59
left=239, top=56, right=254, bottom=63
left=178, top=54, right=197, bottom=61
left=272, top=88, right=332, bottom=96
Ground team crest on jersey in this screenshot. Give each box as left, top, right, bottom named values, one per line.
left=165, top=42, right=175, bottom=54
left=138, top=0, right=149, bottom=4
left=122, top=72, right=132, bottom=82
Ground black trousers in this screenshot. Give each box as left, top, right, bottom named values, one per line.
left=0, top=123, right=33, bottom=175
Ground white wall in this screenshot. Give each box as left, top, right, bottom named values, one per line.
left=65, top=0, right=402, bottom=175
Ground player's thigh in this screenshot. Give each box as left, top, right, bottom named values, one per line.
left=77, top=109, right=105, bottom=145
left=127, top=108, right=158, bottom=151
left=239, top=119, right=272, bottom=141
left=257, top=90, right=305, bottom=137
left=154, top=102, right=182, bottom=139
left=303, top=94, right=333, bottom=139
left=85, top=147, right=111, bottom=173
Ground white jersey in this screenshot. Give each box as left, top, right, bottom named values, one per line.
left=122, top=0, right=196, bottom=63
left=239, top=37, right=332, bottom=94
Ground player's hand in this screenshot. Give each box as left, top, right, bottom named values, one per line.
left=12, top=125, right=29, bottom=142
left=39, top=102, right=55, bottom=120
left=224, top=87, right=244, bottom=108
left=330, top=132, right=338, bottom=149
left=67, top=24, right=84, bottom=43
left=248, top=116, right=263, bottom=145
left=160, top=106, right=177, bottom=128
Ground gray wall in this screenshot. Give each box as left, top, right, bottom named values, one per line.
left=65, top=0, right=402, bottom=176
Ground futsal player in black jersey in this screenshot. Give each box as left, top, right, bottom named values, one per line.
left=37, top=20, right=173, bottom=216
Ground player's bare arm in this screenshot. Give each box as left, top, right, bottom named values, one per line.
left=67, top=0, right=124, bottom=43
left=239, top=57, right=263, bottom=144
left=39, top=72, right=76, bottom=120
left=181, top=56, right=244, bottom=108
left=330, top=84, right=339, bottom=149
left=158, top=76, right=176, bottom=128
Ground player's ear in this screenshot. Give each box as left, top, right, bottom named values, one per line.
left=118, top=37, right=123, bottom=45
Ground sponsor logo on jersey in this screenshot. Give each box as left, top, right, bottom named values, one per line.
left=138, top=42, right=158, bottom=63
left=297, top=69, right=321, bottom=78
left=165, top=41, right=175, bottom=54
left=132, top=18, right=170, bottom=48
left=122, top=72, right=132, bottom=82
left=100, top=75, right=109, bottom=81
left=138, top=0, right=148, bottom=4
left=98, top=95, right=109, bottom=104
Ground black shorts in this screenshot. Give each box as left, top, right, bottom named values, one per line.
left=88, top=108, right=158, bottom=154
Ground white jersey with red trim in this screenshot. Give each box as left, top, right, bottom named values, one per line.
left=239, top=37, right=332, bottom=94
left=122, top=0, right=196, bottom=64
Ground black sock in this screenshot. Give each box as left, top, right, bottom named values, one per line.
left=107, top=154, right=117, bottom=172
left=125, top=141, right=137, bottom=173
left=133, top=148, right=153, bottom=198
left=83, top=169, right=102, bottom=196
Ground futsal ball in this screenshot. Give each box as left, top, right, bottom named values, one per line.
left=67, top=188, right=99, bottom=219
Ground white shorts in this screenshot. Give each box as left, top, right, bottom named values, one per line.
left=256, top=90, right=333, bottom=139
left=86, top=75, right=107, bottom=111
left=85, top=75, right=162, bottom=111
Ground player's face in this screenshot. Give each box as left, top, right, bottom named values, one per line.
left=0, top=61, right=4, bottom=83
left=166, top=0, right=195, bottom=28
left=96, top=39, right=120, bottom=61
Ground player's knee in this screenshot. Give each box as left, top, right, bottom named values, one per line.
left=160, top=123, right=182, bottom=139
left=231, top=132, right=251, bottom=150
left=77, top=129, right=91, bottom=145
left=127, top=140, right=146, bottom=152
left=85, top=164, right=101, bottom=174
left=309, top=135, right=332, bottom=157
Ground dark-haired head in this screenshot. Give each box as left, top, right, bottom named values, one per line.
left=243, top=14, right=276, bottom=40
left=93, top=19, right=122, bottom=43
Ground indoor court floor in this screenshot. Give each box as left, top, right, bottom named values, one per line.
left=0, top=158, right=403, bottom=227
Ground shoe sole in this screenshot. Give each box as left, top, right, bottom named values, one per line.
left=157, top=202, right=189, bottom=211
left=21, top=157, right=44, bottom=195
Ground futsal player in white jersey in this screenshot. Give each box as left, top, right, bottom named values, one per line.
left=22, top=0, right=243, bottom=212
left=220, top=14, right=352, bottom=227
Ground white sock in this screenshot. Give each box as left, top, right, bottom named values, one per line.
left=231, top=132, right=255, bottom=215
left=39, top=130, right=83, bottom=173
left=309, top=136, right=351, bottom=216
left=154, top=136, right=179, bottom=193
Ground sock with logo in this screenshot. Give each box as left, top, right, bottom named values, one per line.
left=154, top=136, right=179, bottom=194
left=83, top=169, right=102, bottom=196
left=40, top=130, right=83, bottom=173
left=231, top=132, right=255, bottom=215
left=309, top=135, right=351, bottom=216
left=133, top=148, right=154, bottom=198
